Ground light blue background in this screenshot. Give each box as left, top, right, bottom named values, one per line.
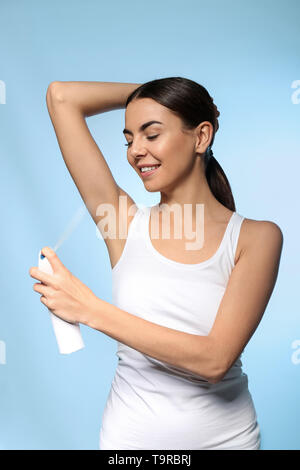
left=0, top=0, right=299, bottom=450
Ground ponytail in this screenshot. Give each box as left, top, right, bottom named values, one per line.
left=205, top=152, right=236, bottom=212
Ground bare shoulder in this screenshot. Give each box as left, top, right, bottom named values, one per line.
left=237, top=216, right=284, bottom=263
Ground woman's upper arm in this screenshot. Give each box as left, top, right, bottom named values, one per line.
left=46, top=82, right=136, bottom=230
left=207, top=220, right=284, bottom=383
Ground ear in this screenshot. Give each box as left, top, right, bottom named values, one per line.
left=194, top=121, right=214, bottom=154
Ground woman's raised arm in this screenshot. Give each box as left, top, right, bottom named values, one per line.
left=48, top=81, right=141, bottom=116
left=46, top=80, right=141, bottom=266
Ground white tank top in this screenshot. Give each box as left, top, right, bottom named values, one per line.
left=99, top=204, right=261, bottom=450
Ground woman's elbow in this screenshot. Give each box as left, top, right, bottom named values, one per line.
left=46, top=81, right=65, bottom=104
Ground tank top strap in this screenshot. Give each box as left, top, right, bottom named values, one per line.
left=127, top=204, right=148, bottom=241
left=227, top=212, right=245, bottom=267
left=111, top=204, right=145, bottom=274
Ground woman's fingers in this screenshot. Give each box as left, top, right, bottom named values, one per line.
left=41, top=246, right=65, bottom=272
left=29, top=247, right=68, bottom=286
left=29, top=267, right=53, bottom=285
left=33, top=282, right=50, bottom=294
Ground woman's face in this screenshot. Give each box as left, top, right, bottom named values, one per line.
left=124, top=98, right=201, bottom=193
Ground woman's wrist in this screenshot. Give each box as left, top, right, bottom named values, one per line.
left=82, top=295, right=105, bottom=330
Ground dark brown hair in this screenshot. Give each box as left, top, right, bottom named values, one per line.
left=125, top=76, right=236, bottom=211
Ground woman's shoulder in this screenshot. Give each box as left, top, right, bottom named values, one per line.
left=238, top=215, right=283, bottom=260
left=241, top=215, right=283, bottom=237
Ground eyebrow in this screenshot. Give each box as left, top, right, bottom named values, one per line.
left=123, top=120, right=163, bottom=136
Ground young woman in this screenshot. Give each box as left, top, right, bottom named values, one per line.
left=40, top=77, right=283, bottom=450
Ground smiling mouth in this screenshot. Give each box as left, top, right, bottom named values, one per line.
left=139, top=164, right=161, bottom=177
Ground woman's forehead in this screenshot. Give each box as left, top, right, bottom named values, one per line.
left=125, top=101, right=177, bottom=129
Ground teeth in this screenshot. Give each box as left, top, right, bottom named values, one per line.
left=141, top=165, right=160, bottom=173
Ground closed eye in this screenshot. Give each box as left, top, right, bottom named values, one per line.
left=124, top=135, right=159, bottom=147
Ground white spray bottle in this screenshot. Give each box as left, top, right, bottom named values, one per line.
left=38, top=249, right=85, bottom=354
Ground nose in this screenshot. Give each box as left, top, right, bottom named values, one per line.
left=128, top=137, right=148, bottom=158
left=130, top=145, right=147, bottom=158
